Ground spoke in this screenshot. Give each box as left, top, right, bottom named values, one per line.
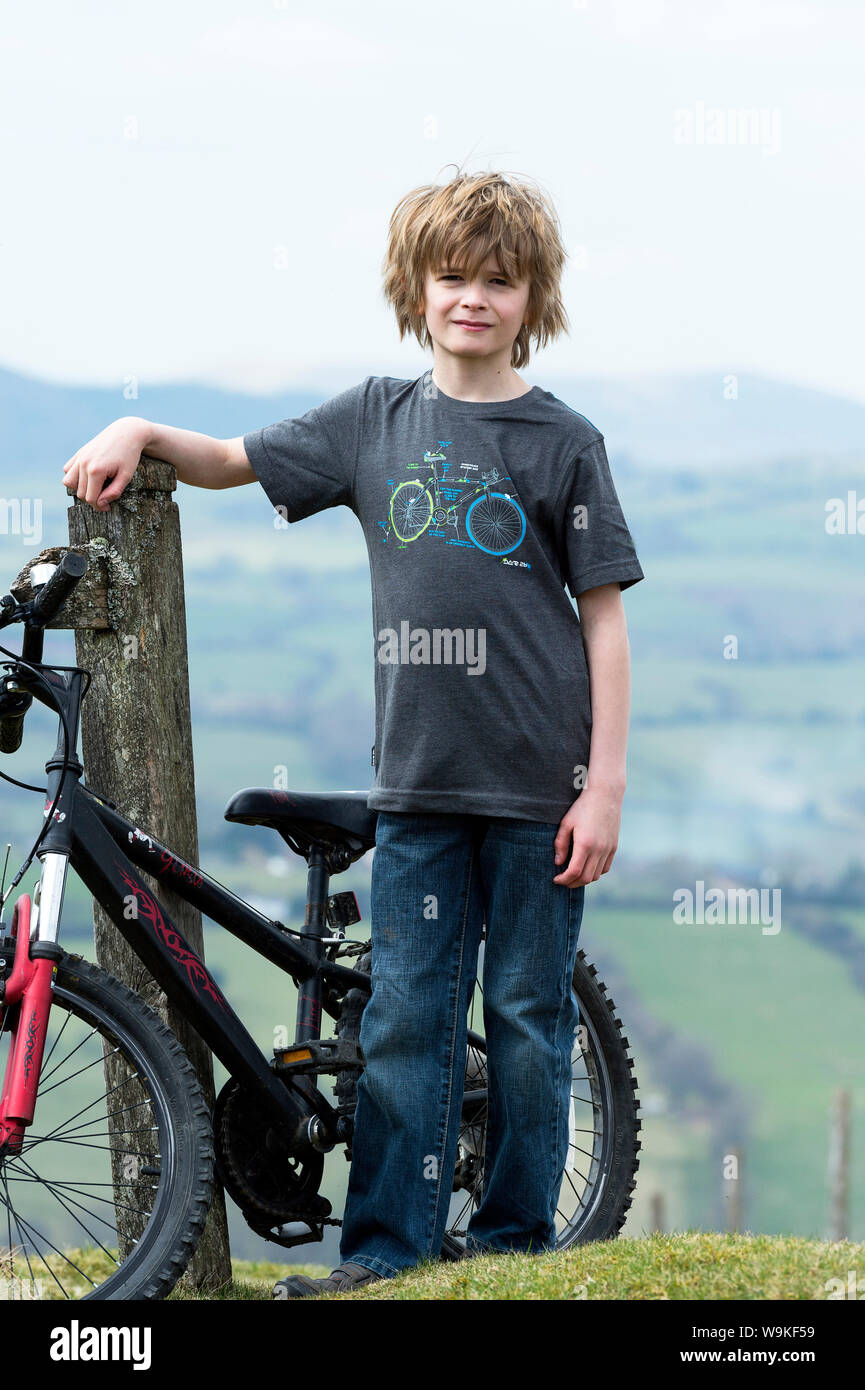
left=449, top=1190, right=477, bottom=1231
left=12, top=1157, right=120, bottom=1269
left=22, top=1136, right=155, bottom=1160
left=561, top=1162, right=591, bottom=1197
left=0, top=1174, right=92, bottom=1297
left=38, top=1018, right=100, bottom=1087
left=3, top=1168, right=151, bottom=1224
left=25, top=1124, right=158, bottom=1149
left=36, top=1088, right=151, bottom=1146
left=3, top=1174, right=11, bottom=1283
left=37, top=1046, right=121, bottom=1098
left=558, top=1169, right=589, bottom=1213
left=37, top=1008, right=79, bottom=1081
left=561, top=1162, right=588, bottom=1200
left=559, top=1169, right=590, bottom=1211
left=570, top=1143, right=597, bottom=1161
left=38, top=1105, right=153, bottom=1149
left=3, top=1167, right=155, bottom=1223
left=0, top=1168, right=41, bottom=1294
left=4, top=1174, right=134, bottom=1189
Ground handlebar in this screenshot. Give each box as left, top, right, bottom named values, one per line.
left=29, top=551, right=87, bottom=626
left=0, top=552, right=88, bottom=754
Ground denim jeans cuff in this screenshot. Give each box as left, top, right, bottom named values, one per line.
left=339, top=1252, right=400, bottom=1279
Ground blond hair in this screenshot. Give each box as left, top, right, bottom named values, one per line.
left=381, top=168, right=570, bottom=370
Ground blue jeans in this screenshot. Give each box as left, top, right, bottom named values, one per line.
left=339, top=810, right=585, bottom=1278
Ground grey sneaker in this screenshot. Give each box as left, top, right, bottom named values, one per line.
left=273, top=1261, right=384, bottom=1299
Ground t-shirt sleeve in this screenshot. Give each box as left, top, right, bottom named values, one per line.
left=557, top=434, right=644, bottom=599
left=242, top=378, right=366, bottom=522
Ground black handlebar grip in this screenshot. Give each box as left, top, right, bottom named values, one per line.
left=29, top=551, right=88, bottom=627
left=0, top=709, right=26, bottom=755
left=0, top=552, right=88, bottom=753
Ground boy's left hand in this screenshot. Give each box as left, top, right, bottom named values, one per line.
left=553, top=784, right=623, bottom=887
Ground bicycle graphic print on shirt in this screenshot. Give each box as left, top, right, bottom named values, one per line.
left=379, top=443, right=529, bottom=558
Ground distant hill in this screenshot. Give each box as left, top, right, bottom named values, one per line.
left=2, top=359, right=864, bottom=882
left=4, top=362, right=863, bottom=1256
left=2, top=363, right=863, bottom=485
left=539, top=369, right=865, bottom=468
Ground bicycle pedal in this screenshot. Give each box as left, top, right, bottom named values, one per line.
left=273, top=1036, right=364, bottom=1075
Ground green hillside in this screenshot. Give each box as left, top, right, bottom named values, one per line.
left=2, top=436, right=864, bottom=1264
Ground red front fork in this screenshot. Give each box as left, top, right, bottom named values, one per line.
left=0, top=895, right=57, bottom=1154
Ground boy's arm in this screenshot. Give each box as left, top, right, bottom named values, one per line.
left=577, top=582, right=631, bottom=793
left=553, top=582, right=631, bottom=888
left=144, top=425, right=256, bottom=489
left=62, top=416, right=256, bottom=511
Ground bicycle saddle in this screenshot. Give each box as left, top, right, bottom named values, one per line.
left=224, top=788, right=378, bottom=862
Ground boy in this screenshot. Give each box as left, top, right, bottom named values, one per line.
left=63, top=170, right=644, bottom=1299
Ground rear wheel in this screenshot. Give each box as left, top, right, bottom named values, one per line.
left=0, top=953, right=213, bottom=1300
left=390, top=481, right=433, bottom=542
left=446, top=948, right=641, bottom=1250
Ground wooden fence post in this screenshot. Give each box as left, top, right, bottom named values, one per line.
left=649, top=1190, right=665, bottom=1234
left=724, top=1146, right=744, bottom=1233
left=827, top=1088, right=851, bottom=1241
left=16, top=459, right=232, bottom=1292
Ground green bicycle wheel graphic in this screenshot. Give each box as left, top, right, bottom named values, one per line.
left=390, top=480, right=434, bottom=542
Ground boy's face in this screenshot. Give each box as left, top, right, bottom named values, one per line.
left=417, top=254, right=532, bottom=364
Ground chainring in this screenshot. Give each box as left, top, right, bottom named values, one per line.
left=213, top=1077, right=327, bottom=1228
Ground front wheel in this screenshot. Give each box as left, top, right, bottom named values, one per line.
left=0, top=953, right=214, bottom=1299
left=465, top=492, right=526, bottom=555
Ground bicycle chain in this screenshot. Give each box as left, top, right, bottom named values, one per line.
left=216, top=1079, right=328, bottom=1226
left=215, top=946, right=371, bottom=1235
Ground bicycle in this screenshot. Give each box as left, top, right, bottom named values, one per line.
left=0, top=552, right=641, bottom=1300
left=388, top=447, right=528, bottom=554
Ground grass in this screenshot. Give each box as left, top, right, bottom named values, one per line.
left=219, top=1233, right=865, bottom=1301
left=176, top=1233, right=865, bottom=1300
left=17, top=1233, right=862, bottom=1301
left=593, top=902, right=865, bottom=1238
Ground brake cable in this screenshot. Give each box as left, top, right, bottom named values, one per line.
left=0, top=634, right=52, bottom=795
left=0, top=658, right=75, bottom=910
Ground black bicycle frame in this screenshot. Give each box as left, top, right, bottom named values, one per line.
left=8, top=650, right=488, bottom=1157
left=18, top=660, right=372, bottom=1155
left=71, top=791, right=368, bottom=1141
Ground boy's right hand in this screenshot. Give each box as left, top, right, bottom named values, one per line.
left=62, top=416, right=150, bottom=511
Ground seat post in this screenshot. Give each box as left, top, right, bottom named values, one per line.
left=294, top=843, right=330, bottom=1044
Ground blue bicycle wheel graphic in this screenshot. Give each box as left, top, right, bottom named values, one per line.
left=465, top=493, right=527, bottom=555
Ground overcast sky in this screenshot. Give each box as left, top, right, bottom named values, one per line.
left=1, top=0, right=861, bottom=404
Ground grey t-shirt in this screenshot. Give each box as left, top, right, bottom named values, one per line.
left=243, top=369, right=644, bottom=823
